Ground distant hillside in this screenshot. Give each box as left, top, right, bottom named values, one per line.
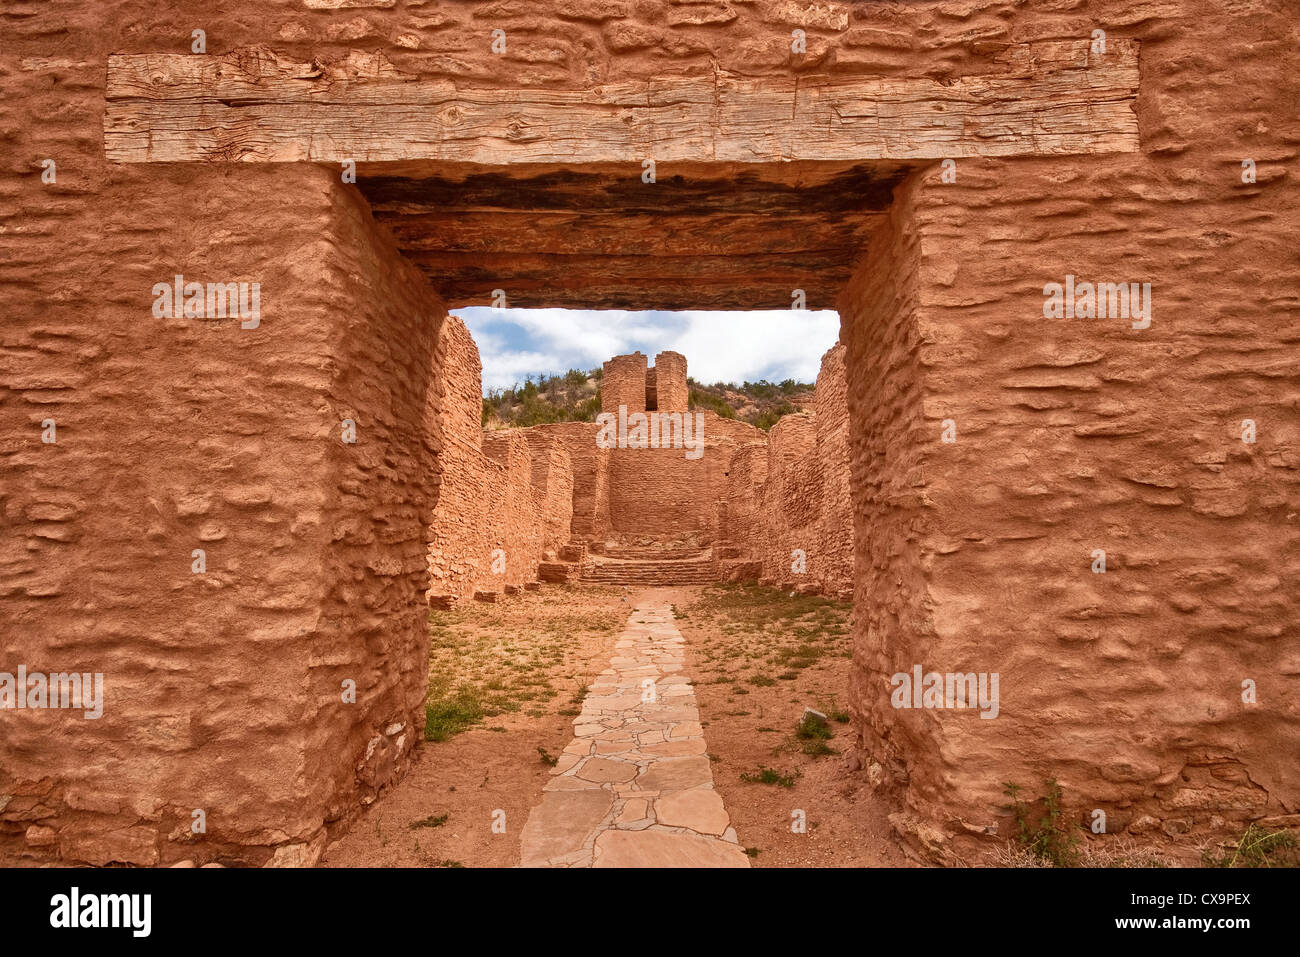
left=482, top=368, right=814, bottom=431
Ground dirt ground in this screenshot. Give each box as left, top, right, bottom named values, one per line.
left=327, top=581, right=1278, bottom=869
left=671, top=583, right=910, bottom=867
left=324, top=580, right=910, bottom=868
left=323, top=584, right=628, bottom=867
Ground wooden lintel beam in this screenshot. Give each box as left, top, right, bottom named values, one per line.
left=104, top=40, right=1139, bottom=164
left=436, top=278, right=843, bottom=313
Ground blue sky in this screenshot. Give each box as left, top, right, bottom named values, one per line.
left=455, top=307, right=840, bottom=393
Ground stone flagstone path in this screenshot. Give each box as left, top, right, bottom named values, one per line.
left=519, top=600, right=749, bottom=867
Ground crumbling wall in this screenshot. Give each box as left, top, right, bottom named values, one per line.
left=653, top=351, right=689, bottom=412
left=426, top=319, right=574, bottom=603
left=606, top=413, right=764, bottom=541
left=0, top=141, right=442, bottom=865
left=719, top=345, right=853, bottom=597
left=531, top=422, right=609, bottom=542
left=601, top=353, right=647, bottom=415
left=841, top=6, right=1300, bottom=844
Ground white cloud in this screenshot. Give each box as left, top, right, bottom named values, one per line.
left=455, top=307, right=840, bottom=392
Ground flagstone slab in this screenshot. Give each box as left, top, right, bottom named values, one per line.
left=592, top=829, right=750, bottom=868
left=655, top=787, right=730, bottom=836
left=641, top=738, right=708, bottom=757
left=636, top=756, right=712, bottom=792
left=576, top=756, right=638, bottom=783
left=518, top=599, right=748, bottom=868
left=519, top=789, right=613, bottom=866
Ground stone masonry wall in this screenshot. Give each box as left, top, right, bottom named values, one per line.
left=652, top=351, right=689, bottom=412
left=531, top=421, right=610, bottom=541
left=813, top=344, right=854, bottom=596
left=606, top=412, right=764, bottom=541
left=0, top=141, right=444, bottom=862
left=427, top=317, right=573, bottom=604
left=601, top=352, right=647, bottom=415
left=5, top=0, right=1297, bottom=863
left=717, top=442, right=769, bottom=570
left=840, top=0, right=1300, bottom=846
left=719, top=344, right=854, bottom=598
left=523, top=429, right=576, bottom=555
left=758, top=413, right=820, bottom=584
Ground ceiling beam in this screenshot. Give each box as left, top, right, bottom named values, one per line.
left=104, top=40, right=1139, bottom=165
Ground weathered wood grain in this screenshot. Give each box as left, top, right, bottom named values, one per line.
left=382, top=210, right=882, bottom=257
left=432, top=276, right=845, bottom=312
left=104, top=41, right=1139, bottom=164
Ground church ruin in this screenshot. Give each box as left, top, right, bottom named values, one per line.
left=2, top=0, right=1296, bottom=866
left=426, top=326, right=854, bottom=603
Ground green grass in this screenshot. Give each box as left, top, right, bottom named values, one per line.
left=1203, top=823, right=1300, bottom=868
left=409, top=813, right=449, bottom=830
left=800, top=740, right=836, bottom=757
left=1003, top=779, right=1081, bottom=867
left=424, top=688, right=484, bottom=742
left=740, top=767, right=797, bottom=788
left=795, top=711, right=832, bottom=741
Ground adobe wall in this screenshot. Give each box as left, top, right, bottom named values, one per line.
left=840, top=0, right=1299, bottom=846
left=718, top=344, right=853, bottom=597
left=426, top=318, right=574, bottom=603
left=606, top=413, right=764, bottom=541
left=0, top=145, right=443, bottom=862
left=812, top=345, right=854, bottom=596
left=652, top=351, right=689, bottom=413
left=601, top=353, right=647, bottom=415
left=529, top=422, right=610, bottom=541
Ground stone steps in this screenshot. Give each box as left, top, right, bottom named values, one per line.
left=596, top=546, right=708, bottom=561
left=580, top=558, right=717, bottom=585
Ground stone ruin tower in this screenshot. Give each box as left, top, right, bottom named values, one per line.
left=601, top=351, right=689, bottom=414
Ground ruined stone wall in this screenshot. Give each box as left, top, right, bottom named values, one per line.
left=530, top=422, right=609, bottom=541
left=841, top=1, right=1300, bottom=847
left=601, top=353, right=647, bottom=415
left=427, top=319, right=574, bottom=603
left=5, top=0, right=1296, bottom=864
left=718, top=344, right=853, bottom=597
left=652, top=351, right=689, bottom=412
left=717, top=443, right=769, bottom=574
left=483, top=431, right=547, bottom=585
left=757, top=413, right=819, bottom=583
left=426, top=315, right=497, bottom=602
left=523, top=430, right=576, bottom=554
left=0, top=131, right=444, bottom=864
left=813, top=344, right=854, bottom=597
left=606, top=413, right=764, bottom=541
